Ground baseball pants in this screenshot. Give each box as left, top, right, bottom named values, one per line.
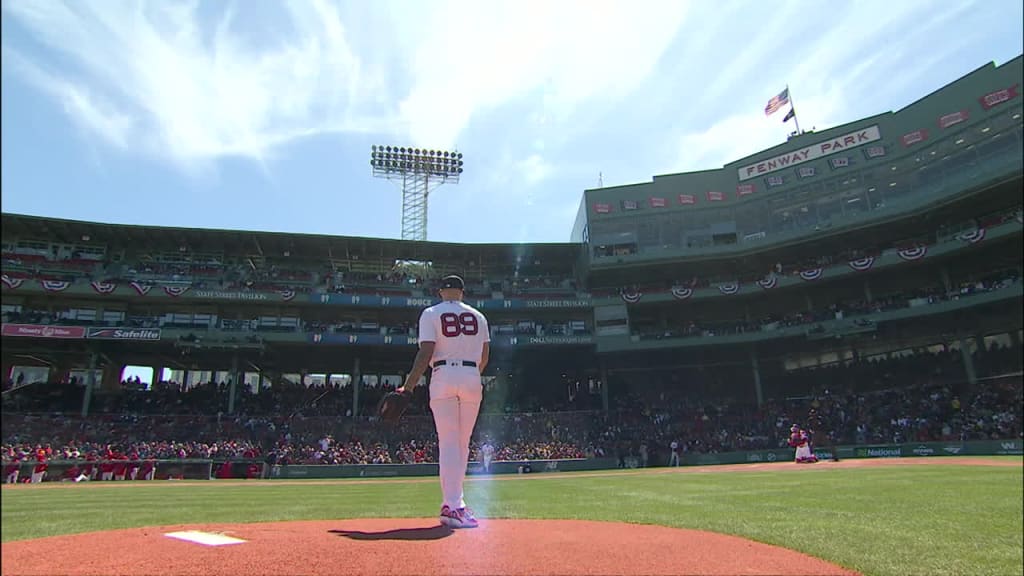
left=430, top=366, right=482, bottom=511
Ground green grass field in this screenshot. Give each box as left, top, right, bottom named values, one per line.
left=2, top=458, right=1021, bottom=576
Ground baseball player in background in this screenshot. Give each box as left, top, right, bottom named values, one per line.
left=481, top=440, right=495, bottom=473
left=398, top=275, right=489, bottom=529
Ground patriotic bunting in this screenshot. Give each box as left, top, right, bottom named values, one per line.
left=847, top=257, right=876, bottom=272
left=41, top=280, right=70, bottom=292
left=799, top=268, right=823, bottom=281
left=718, top=282, right=739, bottom=295
left=163, top=285, right=191, bottom=298
left=957, top=228, right=986, bottom=244
left=90, top=281, right=117, bottom=294
left=280, top=289, right=297, bottom=301
left=130, top=281, right=152, bottom=295
left=670, top=286, right=693, bottom=300
left=897, top=246, right=928, bottom=261
left=1, top=274, right=24, bottom=289
left=620, top=287, right=642, bottom=303
left=757, top=276, right=778, bottom=289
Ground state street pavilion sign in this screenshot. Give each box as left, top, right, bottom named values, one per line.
left=738, top=125, right=881, bottom=181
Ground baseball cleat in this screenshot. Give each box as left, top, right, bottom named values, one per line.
left=439, top=505, right=467, bottom=528
left=456, top=507, right=479, bottom=528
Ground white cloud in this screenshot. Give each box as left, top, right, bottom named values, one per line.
left=397, top=0, right=690, bottom=149
left=3, top=49, right=134, bottom=149
left=666, top=0, right=996, bottom=175
left=516, top=154, right=552, bottom=186
left=1, top=0, right=389, bottom=165
left=3, top=0, right=689, bottom=173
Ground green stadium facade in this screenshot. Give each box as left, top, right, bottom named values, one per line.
left=2, top=56, right=1021, bottom=415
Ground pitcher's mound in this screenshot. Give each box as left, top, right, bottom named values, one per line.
left=1, top=518, right=860, bottom=575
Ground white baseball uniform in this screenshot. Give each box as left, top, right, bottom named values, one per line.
left=418, top=298, right=489, bottom=511
left=481, top=443, right=495, bottom=472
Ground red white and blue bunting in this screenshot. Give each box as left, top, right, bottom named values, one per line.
left=280, top=289, right=296, bottom=301
left=41, top=280, right=70, bottom=292
left=90, top=281, right=117, bottom=294
left=799, top=268, right=823, bottom=281
left=620, top=287, right=642, bottom=303
left=957, top=228, right=986, bottom=244
left=1, top=274, right=24, bottom=289
left=847, top=257, right=875, bottom=272
left=897, top=246, right=928, bottom=261
left=130, top=281, right=152, bottom=296
left=671, top=286, right=693, bottom=300
left=757, top=275, right=777, bottom=289
left=718, top=282, right=739, bottom=295
left=163, top=285, right=191, bottom=298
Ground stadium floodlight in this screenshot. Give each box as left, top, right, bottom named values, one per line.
left=371, top=145, right=465, bottom=241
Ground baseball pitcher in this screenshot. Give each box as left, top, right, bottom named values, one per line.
left=398, top=275, right=489, bottom=529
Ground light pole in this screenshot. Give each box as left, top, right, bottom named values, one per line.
left=370, top=146, right=465, bottom=241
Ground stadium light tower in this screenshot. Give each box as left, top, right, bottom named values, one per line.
left=370, top=145, right=465, bottom=241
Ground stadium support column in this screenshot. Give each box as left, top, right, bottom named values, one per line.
left=939, top=266, right=952, bottom=293
left=352, top=357, right=361, bottom=420
left=958, top=336, right=978, bottom=389
left=152, top=366, right=163, bottom=386
left=749, top=349, right=764, bottom=408
left=81, top=352, right=97, bottom=417
left=600, top=361, right=609, bottom=413
left=228, top=356, right=239, bottom=415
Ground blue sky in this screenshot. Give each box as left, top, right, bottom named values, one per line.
left=2, top=0, right=1022, bottom=244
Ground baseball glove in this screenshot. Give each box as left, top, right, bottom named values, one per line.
left=378, top=390, right=412, bottom=423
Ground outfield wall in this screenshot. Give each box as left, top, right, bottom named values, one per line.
left=7, top=440, right=1020, bottom=482
left=684, top=439, right=1023, bottom=466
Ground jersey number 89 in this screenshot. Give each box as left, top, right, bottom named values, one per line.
left=440, top=312, right=479, bottom=337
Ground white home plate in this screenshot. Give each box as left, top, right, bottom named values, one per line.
left=164, top=531, right=247, bottom=546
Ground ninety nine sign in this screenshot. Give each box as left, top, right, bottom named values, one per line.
left=87, top=328, right=162, bottom=341
left=738, top=125, right=881, bottom=181
left=1, top=324, right=86, bottom=339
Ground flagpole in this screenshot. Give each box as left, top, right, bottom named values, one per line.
left=787, top=84, right=802, bottom=135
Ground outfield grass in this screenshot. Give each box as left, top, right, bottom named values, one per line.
left=2, top=459, right=1021, bottom=576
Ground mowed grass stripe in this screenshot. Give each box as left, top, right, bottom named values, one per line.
left=2, top=462, right=1021, bottom=576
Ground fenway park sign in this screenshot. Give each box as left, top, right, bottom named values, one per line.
left=738, top=125, right=881, bottom=181
left=86, top=327, right=162, bottom=341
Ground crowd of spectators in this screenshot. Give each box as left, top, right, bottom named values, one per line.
left=3, top=344, right=1020, bottom=478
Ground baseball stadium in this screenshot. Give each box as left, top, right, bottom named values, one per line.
left=2, top=45, right=1023, bottom=576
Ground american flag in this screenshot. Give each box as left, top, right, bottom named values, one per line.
left=764, top=88, right=790, bottom=116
